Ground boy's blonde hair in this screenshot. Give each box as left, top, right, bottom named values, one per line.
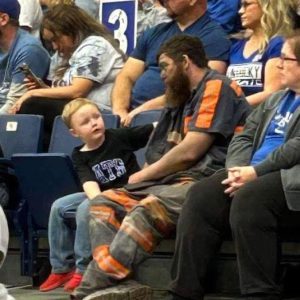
left=62, top=98, right=100, bottom=128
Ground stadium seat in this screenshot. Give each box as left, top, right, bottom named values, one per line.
left=11, top=153, right=82, bottom=278
left=0, top=114, right=44, bottom=158
left=0, top=114, right=44, bottom=276
left=48, top=114, right=120, bottom=155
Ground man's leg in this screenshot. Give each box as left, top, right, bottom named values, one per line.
left=170, top=170, right=230, bottom=300
left=230, top=171, right=287, bottom=299
left=73, top=182, right=194, bottom=299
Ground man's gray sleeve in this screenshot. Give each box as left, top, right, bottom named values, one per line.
left=0, top=83, right=27, bottom=114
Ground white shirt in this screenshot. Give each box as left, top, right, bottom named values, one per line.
left=18, top=0, right=43, bottom=38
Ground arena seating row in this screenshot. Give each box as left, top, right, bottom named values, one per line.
left=3, top=112, right=300, bottom=295
left=0, top=110, right=162, bottom=281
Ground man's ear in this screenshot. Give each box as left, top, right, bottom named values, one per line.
left=189, top=0, right=198, bottom=6
left=182, top=55, right=190, bottom=70
left=0, top=14, right=10, bottom=26
left=69, top=128, right=79, bottom=138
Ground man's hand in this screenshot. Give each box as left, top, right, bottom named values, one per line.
left=9, top=90, right=33, bottom=114
left=222, top=166, right=257, bottom=196
left=114, top=109, right=129, bottom=127
left=123, top=106, right=142, bottom=127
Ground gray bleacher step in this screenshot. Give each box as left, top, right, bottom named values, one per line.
left=0, top=250, right=31, bottom=286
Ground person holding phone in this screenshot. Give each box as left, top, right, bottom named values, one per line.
left=10, top=4, right=125, bottom=148
left=0, top=0, right=50, bottom=114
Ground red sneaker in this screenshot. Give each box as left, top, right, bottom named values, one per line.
left=39, top=272, right=74, bottom=292
left=64, top=273, right=83, bottom=292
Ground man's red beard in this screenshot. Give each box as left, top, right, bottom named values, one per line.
left=165, top=65, right=191, bottom=107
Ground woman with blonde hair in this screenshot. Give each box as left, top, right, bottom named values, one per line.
left=227, top=0, right=294, bottom=105
left=10, top=4, right=125, bottom=146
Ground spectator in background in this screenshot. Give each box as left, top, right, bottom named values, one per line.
left=18, top=0, right=43, bottom=38
left=38, top=0, right=75, bottom=55
left=137, top=0, right=171, bottom=37
left=75, top=0, right=99, bottom=19
left=111, top=0, right=231, bottom=126
left=10, top=4, right=125, bottom=147
left=0, top=0, right=50, bottom=114
left=289, top=0, right=300, bottom=29
left=226, top=0, right=294, bottom=106
left=207, top=0, right=241, bottom=34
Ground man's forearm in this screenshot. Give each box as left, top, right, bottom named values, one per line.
left=135, top=132, right=214, bottom=182
left=1, top=83, right=27, bottom=114
left=111, top=75, right=134, bottom=115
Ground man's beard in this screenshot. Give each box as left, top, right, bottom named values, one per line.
left=165, top=66, right=191, bottom=107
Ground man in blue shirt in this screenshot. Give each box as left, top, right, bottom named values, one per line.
left=111, top=0, right=231, bottom=126
left=207, top=0, right=241, bottom=34
left=0, top=0, right=50, bottom=114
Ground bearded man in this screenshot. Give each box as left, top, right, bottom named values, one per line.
left=71, top=34, right=250, bottom=300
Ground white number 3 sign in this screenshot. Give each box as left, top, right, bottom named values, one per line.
left=108, top=9, right=128, bottom=53
left=99, top=0, right=137, bottom=54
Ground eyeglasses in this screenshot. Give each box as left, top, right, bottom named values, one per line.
left=240, top=1, right=258, bottom=9
left=280, top=54, right=298, bottom=62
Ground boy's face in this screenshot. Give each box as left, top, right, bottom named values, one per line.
left=70, top=104, right=105, bottom=145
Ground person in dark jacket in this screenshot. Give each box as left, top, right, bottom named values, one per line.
left=170, top=31, right=300, bottom=300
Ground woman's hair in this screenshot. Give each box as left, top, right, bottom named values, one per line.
left=62, top=98, right=100, bottom=128
left=42, top=4, right=125, bottom=60
left=234, top=0, right=295, bottom=52
left=286, top=29, right=300, bottom=63
left=256, top=0, right=294, bottom=52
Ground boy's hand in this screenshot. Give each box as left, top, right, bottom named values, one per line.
left=128, top=170, right=146, bottom=184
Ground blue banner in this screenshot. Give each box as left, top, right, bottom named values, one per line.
left=99, top=0, right=137, bottom=54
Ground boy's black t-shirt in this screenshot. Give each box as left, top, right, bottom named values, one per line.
left=72, top=124, right=153, bottom=191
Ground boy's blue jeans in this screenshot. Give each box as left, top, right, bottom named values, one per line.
left=48, top=192, right=91, bottom=274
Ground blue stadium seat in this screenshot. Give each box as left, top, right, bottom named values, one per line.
left=0, top=114, right=44, bottom=158
left=48, top=116, right=81, bottom=155
left=130, top=110, right=162, bottom=167
left=11, top=153, right=82, bottom=278
left=48, top=114, right=120, bottom=155
left=0, top=114, right=44, bottom=276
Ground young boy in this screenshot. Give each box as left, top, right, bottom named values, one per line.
left=39, top=98, right=154, bottom=293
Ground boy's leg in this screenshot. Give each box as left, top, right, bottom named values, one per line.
left=49, top=192, right=86, bottom=273
left=74, top=199, right=92, bottom=274
left=73, top=182, right=194, bottom=299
